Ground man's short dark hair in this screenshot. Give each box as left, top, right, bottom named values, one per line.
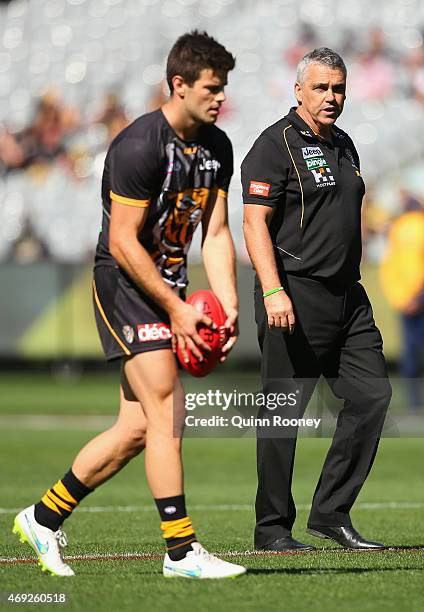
left=297, top=47, right=347, bottom=84
left=166, top=30, right=235, bottom=92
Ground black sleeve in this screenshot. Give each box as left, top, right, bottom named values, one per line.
left=215, top=133, right=233, bottom=194
left=241, top=129, right=290, bottom=207
left=108, top=136, right=160, bottom=207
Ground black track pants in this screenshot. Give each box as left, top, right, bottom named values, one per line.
left=254, top=275, right=391, bottom=547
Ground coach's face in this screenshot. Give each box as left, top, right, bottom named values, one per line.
left=182, top=68, right=227, bottom=125
left=295, top=63, right=346, bottom=135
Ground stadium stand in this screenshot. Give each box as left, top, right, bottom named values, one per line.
left=0, top=0, right=424, bottom=262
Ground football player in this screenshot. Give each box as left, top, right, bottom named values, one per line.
left=13, top=31, right=245, bottom=579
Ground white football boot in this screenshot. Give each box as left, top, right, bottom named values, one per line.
left=163, top=542, right=246, bottom=579
left=13, top=505, right=75, bottom=576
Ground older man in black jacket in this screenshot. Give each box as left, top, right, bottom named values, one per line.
left=242, top=48, right=391, bottom=552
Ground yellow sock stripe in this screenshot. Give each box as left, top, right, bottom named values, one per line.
left=166, top=537, right=197, bottom=551
left=93, top=280, right=131, bottom=356
left=160, top=517, right=195, bottom=540
left=53, top=480, right=77, bottom=506
left=41, top=493, right=63, bottom=516
left=47, top=490, right=73, bottom=513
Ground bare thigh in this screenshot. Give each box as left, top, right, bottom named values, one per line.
left=122, top=349, right=185, bottom=435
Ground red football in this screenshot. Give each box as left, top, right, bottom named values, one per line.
left=176, top=289, right=229, bottom=377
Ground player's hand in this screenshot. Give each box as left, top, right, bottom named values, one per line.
left=169, top=301, right=216, bottom=363
left=220, top=307, right=239, bottom=362
left=264, top=291, right=295, bottom=334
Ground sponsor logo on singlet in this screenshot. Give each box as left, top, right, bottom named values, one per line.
left=198, top=158, right=221, bottom=172
left=301, top=146, right=323, bottom=159
left=311, top=166, right=335, bottom=187
left=137, top=323, right=173, bottom=342
left=122, top=325, right=135, bottom=344
left=249, top=181, right=271, bottom=197
left=301, top=146, right=336, bottom=187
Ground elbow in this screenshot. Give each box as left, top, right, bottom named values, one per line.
left=109, top=236, right=125, bottom=263
left=243, top=212, right=267, bottom=235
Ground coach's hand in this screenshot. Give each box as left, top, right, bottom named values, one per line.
left=264, top=291, right=295, bottom=334
left=220, top=307, right=239, bottom=362
left=169, top=301, right=216, bottom=363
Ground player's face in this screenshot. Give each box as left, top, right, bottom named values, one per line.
left=183, top=69, right=227, bottom=125
left=295, top=64, right=346, bottom=135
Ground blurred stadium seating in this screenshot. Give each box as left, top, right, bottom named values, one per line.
left=0, top=0, right=423, bottom=369
left=0, top=0, right=424, bottom=262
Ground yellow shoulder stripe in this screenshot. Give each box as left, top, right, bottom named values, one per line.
left=110, top=191, right=150, bottom=208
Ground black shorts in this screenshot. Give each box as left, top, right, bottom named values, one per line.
left=93, top=266, right=182, bottom=361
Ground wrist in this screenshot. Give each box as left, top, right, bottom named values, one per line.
left=263, top=286, right=285, bottom=298
left=223, top=303, right=238, bottom=316
left=163, top=292, right=184, bottom=315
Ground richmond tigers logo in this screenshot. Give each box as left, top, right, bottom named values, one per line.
left=150, top=187, right=215, bottom=284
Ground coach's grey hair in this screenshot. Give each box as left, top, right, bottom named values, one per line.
left=296, top=47, right=347, bottom=84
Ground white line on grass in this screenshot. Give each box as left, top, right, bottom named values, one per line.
left=2, top=547, right=424, bottom=565
left=1, top=501, right=424, bottom=515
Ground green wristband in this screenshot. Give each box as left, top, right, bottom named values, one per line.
left=263, top=286, right=285, bottom=298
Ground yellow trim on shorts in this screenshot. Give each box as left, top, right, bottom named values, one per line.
left=93, top=280, right=131, bottom=356
left=110, top=190, right=150, bottom=208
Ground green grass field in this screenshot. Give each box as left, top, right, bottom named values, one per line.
left=0, top=373, right=423, bottom=611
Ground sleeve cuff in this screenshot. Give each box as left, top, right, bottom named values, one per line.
left=110, top=190, right=150, bottom=208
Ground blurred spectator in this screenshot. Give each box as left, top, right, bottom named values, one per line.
left=11, top=222, right=48, bottom=265
left=17, top=91, right=79, bottom=166
left=146, top=83, right=169, bottom=113
left=284, top=22, right=318, bottom=69
left=380, top=190, right=424, bottom=411
left=92, top=91, right=130, bottom=144
left=0, top=91, right=79, bottom=173
left=339, top=29, right=358, bottom=57
left=361, top=188, right=391, bottom=263
left=0, top=128, right=26, bottom=172
left=349, top=28, right=395, bottom=100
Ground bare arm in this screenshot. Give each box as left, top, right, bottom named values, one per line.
left=243, top=204, right=295, bottom=333
left=201, top=192, right=238, bottom=358
left=109, top=200, right=214, bottom=361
